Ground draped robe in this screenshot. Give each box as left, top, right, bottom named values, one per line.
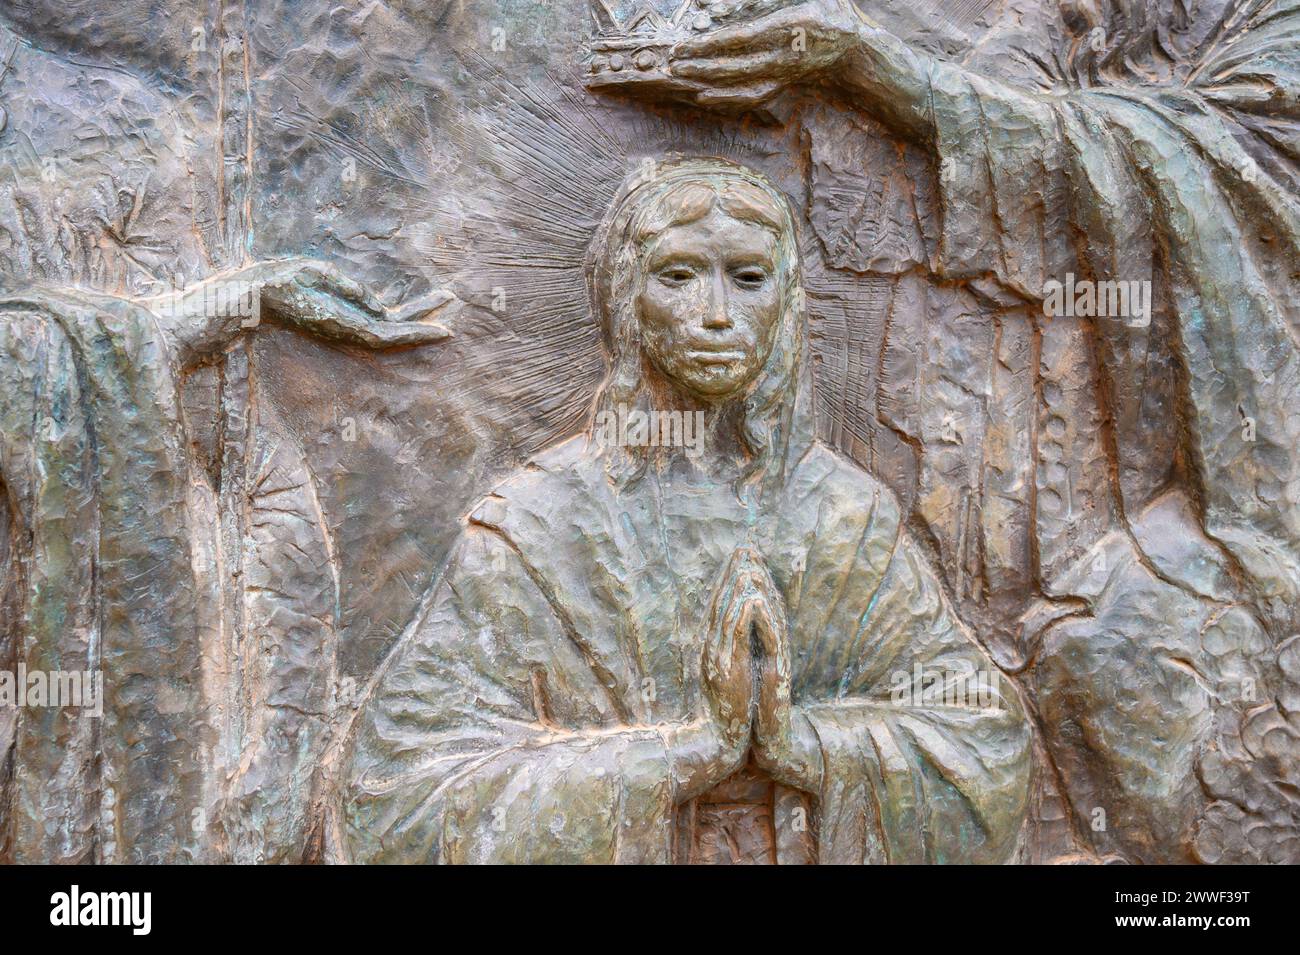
left=345, top=433, right=1031, bottom=864
left=910, top=0, right=1300, bottom=861
left=928, top=0, right=1300, bottom=632
left=0, top=281, right=448, bottom=863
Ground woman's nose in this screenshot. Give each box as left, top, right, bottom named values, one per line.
left=702, top=272, right=732, bottom=329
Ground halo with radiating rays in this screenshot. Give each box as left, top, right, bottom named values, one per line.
left=393, top=54, right=911, bottom=490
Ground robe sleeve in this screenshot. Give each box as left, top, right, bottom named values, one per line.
left=0, top=290, right=208, bottom=863
left=801, top=529, right=1031, bottom=864
left=344, top=523, right=676, bottom=864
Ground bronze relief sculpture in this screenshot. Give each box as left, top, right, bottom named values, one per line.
left=344, top=159, right=1031, bottom=863
left=0, top=0, right=1297, bottom=867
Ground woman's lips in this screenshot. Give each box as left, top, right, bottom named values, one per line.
left=686, top=348, right=746, bottom=365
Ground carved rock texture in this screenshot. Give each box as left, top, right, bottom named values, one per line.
left=0, top=0, right=1298, bottom=864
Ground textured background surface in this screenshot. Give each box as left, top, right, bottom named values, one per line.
left=1, top=0, right=1297, bottom=863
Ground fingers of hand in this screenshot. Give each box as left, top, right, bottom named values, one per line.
left=392, top=289, right=457, bottom=324
left=724, top=584, right=757, bottom=646
left=253, top=259, right=382, bottom=316
left=298, top=266, right=386, bottom=316
left=704, top=580, right=742, bottom=674
left=750, top=598, right=789, bottom=670
left=670, top=49, right=790, bottom=82
left=364, top=322, right=453, bottom=345
left=705, top=593, right=757, bottom=725
left=707, top=546, right=752, bottom=624
left=710, top=547, right=787, bottom=655
left=739, top=557, right=788, bottom=635
left=695, top=81, right=783, bottom=108
left=673, top=7, right=801, bottom=58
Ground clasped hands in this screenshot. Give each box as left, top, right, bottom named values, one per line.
left=662, top=546, right=824, bottom=802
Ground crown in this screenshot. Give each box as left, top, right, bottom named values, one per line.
left=585, top=1, right=780, bottom=89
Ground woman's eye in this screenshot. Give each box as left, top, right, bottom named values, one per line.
left=659, top=268, right=695, bottom=286
left=732, top=269, right=768, bottom=289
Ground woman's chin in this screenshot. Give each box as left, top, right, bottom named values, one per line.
left=677, top=371, right=750, bottom=401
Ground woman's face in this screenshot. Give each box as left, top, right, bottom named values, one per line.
left=635, top=206, right=784, bottom=400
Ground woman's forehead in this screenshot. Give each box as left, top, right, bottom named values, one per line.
left=664, top=176, right=787, bottom=217
left=643, top=210, right=780, bottom=259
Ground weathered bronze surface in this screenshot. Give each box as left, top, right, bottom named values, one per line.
left=0, top=0, right=1297, bottom=864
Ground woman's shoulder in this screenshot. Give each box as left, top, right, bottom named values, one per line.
left=788, top=441, right=903, bottom=525
left=468, top=435, right=609, bottom=533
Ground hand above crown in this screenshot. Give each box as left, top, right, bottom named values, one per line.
left=666, top=0, right=864, bottom=109
left=588, top=0, right=934, bottom=138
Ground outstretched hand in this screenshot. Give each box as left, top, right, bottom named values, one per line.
left=153, top=258, right=458, bottom=364
left=255, top=259, right=457, bottom=347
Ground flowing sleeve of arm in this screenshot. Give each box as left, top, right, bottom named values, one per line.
left=344, top=523, right=675, bottom=864
left=927, top=59, right=1067, bottom=296
left=926, top=60, right=1153, bottom=300
left=802, top=530, right=1032, bottom=865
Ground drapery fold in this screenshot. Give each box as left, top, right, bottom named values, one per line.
left=927, top=6, right=1300, bottom=632
left=345, top=440, right=1031, bottom=863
